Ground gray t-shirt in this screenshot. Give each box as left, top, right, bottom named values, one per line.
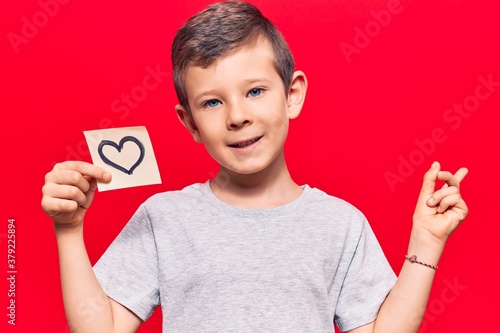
left=94, top=181, right=397, bottom=332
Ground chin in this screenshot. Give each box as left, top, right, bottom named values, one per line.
left=221, top=160, right=272, bottom=176
left=213, top=151, right=283, bottom=176
left=228, top=166, right=268, bottom=175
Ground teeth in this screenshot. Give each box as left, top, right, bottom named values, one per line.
left=232, top=137, right=260, bottom=148
left=236, top=140, right=254, bottom=148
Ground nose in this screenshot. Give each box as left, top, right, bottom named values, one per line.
left=226, top=100, right=253, bottom=129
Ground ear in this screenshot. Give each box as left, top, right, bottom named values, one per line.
left=175, top=104, right=202, bottom=143
left=286, top=70, right=308, bottom=120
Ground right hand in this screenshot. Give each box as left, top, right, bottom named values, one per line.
left=41, top=161, right=111, bottom=231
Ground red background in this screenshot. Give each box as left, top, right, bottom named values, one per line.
left=2, top=0, right=499, bottom=332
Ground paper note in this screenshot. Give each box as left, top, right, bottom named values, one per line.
left=83, top=126, right=162, bottom=191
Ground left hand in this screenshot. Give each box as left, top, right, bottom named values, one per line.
left=412, top=161, right=469, bottom=245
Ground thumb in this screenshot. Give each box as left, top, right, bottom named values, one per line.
left=81, top=178, right=98, bottom=210
left=418, top=161, right=440, bottom=199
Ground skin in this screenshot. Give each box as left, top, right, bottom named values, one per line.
left=175, top=37, right=306, bottom=209
left=41, top=37, right=468, bottom=332
left=349, top=161, right=468, bottom=333
left=42, top=162, right=141, bottom=332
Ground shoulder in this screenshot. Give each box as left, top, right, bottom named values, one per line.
left=147, top=182, right=205, bottom=202
left=304, top=186, right=366, bottom=221
left=136, top=182, right=209, bottom=219
left=302, top=186, right=368, bottom=233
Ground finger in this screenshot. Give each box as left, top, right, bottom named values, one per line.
left=436, top=193, right=461, bottom=214
left=41, top=196, right=78, bottom=216
left=418, top=161, right=440, bottom=199
left=445, top=201, right=469, bottom=222
left=54, top=161, right=111, bottom=183
left=47, top=169, right=93, bottom=193
left=437, top=171, right=460, bottom=188
left=426, top=185, right=459, bottom=207
left=441, top=167, right=468, bottom=189
left=454, top=167, right=469, bottom=183
left=42, top=182, right=87, bottom=207
left=82, top=175, right=99, bottom=195
left=88, top=177, right=98, bottom=192
left=82, top=178, right=98, bottom=210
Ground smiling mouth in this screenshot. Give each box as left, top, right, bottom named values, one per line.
left=228, top=136, right=263, bottom=148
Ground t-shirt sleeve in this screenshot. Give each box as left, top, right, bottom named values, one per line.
left=93, top=204, right=160, bottom=321
left=334, top=215, right=397, bottom=332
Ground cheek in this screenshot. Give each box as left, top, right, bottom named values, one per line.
left=193, top=114, right=213, bottom=133
left=197, top=120, right=222, bottom=143
left=273, top=113, right=288, bottom=131
left=267, top=106, right=289, bottom=132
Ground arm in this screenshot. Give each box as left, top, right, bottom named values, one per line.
left=347, top=161, right=469, bottom=333
left=42, top=161, right=143, bottom=333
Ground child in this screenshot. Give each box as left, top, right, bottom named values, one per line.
left=41, top=1, right=468, bottom=332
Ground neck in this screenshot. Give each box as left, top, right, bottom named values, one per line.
left=210, top=151, right=302, bottom=209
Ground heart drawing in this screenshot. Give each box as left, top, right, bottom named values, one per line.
left=98, top=136, right=145, bottom=175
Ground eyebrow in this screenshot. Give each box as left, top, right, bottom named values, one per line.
left=242, top=78, right=272, bottom=85
left=192, top=89, right=219, bottom=105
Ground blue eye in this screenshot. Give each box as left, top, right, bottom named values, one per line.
left=248, top=88, right=263, bottom=97
left=204, top=99, right=221, bottom=108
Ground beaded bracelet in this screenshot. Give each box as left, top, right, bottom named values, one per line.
left=405, top=254, right=438, bottom=270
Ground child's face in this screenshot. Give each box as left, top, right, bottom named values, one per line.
left=178, top=38, right=299, bottom=176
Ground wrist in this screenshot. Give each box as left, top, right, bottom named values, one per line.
left=54, top=222, right=84, bottom=239
left=407, top=226, right=445, bottom=266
